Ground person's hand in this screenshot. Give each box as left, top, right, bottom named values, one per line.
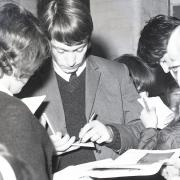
left=161, top=112, right=175, bottom=127
left=140, top=107, right=158, bottom=128
left=50, top=132, right=79, bottom=155
left=79, top=120, right=112, bottom=144
left=53, top=166, right=93, bottom=180
left=161, top=160, right=180, bottom=180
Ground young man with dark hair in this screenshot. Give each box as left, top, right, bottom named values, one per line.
left=20, top=0, right=144, bottom=171
left=137, top=15, right=180, bottom=106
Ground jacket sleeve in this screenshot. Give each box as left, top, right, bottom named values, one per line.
left=0, top=98, right=54, bottom=180
left=110, top=64, right=145, bottom=154
left=138, top=128, right=158, bottom=150
left=156, top=121, right=180, bottom=150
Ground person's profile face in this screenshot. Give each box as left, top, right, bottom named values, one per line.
left=51, top=40, right=88, bottom=74
left=162, top=26, right=180, bottom=86
left=9, top=76, right=29, bottom=94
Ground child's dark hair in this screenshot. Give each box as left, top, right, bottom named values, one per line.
left=114, top=54, right=155, bottom=93
left=137, top=14, right=180, bottom=67
left=42, top=0, right=93, bottom=45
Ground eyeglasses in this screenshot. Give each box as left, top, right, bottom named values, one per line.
left=169, top=65, right=180, bottom=72
left=160, top=53, right=180, bottom=72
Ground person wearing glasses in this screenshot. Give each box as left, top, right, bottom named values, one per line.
left=137, top=15, right=180, bottom=107
left=137, top=14, right=180, bottom=180
left=19, top=0, right=144, bottom=172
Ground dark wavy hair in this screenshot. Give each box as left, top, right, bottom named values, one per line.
left=114, top=54, right=155, bottom=93
left=137, top=15, right=180, bottom=67
left=0, top=1, right=50, bottom=79
left=42, top=0, right=93, bottom=45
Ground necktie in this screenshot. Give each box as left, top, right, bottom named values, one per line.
left=69, top=72, right=77, bottom=83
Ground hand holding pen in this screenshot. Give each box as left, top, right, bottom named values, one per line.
left=79, top=113, right=113, bottom=144
left=140, top=98, right=158, bottom=129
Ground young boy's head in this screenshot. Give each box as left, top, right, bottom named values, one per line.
left=137, top=15, right=180, bottom=87
left=42, top=0, right=93, bottom=74
left=43, top=0, right=93, bottom=45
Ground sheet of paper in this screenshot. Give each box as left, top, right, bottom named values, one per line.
left=72, top=141, right=95, bottom=147
left=56, top=141, right=95, bottom=155
left=138, top=96, right=174, bottom=129
left=21, top=95, right=46, bottom=114
left=74, top=148, right=180, bottom=178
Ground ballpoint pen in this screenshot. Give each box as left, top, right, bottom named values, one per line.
left=79, top=112, right=97, bottom=143
left=78, top=112, right=101, bottom=153
left=89, top=112, right=96, bottom=123
left=92, top=167, right=141, bottom=171
left=142, top=97, right=150, bottom=112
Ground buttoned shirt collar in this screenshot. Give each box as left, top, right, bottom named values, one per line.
left=53, top=60, right=86, bottom=82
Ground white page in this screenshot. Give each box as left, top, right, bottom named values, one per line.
left=74, top=148, right=180, bottom=178
left=21, top=95, right=46, bottom=114
left=72, top=141, right=95, bottom=147
left=138, top=96, right=174, bottom=129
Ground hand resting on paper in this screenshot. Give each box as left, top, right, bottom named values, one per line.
left=50, top=132, right=80, bottom=155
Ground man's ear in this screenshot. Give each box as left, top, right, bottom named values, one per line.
left=160, top=60, right=169, bottom=73
left=160, top=54, right=169, bottom=73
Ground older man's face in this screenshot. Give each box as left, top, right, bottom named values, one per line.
left=164, top=26, right=180, bottom=86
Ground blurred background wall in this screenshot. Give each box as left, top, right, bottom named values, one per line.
left=90, top=0, right=168, bottom=59
left=15, top=0, right=180, bottom=60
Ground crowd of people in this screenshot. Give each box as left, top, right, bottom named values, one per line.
left=0, top=0, right=180, bottom=180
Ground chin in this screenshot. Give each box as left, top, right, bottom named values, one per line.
left=13, top=89, right=22, bottom=95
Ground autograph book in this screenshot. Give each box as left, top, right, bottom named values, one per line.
left=75, top=148, right=180, bottom=178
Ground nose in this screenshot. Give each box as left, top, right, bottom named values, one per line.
left=176, top=69, right=180, bottom=87
left=66, top=52, right=76, bottom=67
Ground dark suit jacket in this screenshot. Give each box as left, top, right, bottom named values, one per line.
left=0, top=92, right=54, bottom=180
left=19, top=55, right=144, bottom=160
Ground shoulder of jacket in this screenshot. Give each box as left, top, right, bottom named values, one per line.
left=88, top=55, right=127, bottom=72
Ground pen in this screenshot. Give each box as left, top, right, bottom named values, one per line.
left=89, top=112, right=96, bottom=123
left=79, top=112, right=97, bottom=142
left=92, top=167, right=141, bottom=171
left=88, top=113, right=101, bottom=153
left=42, top=113, right=56, bottom=135
left=142, top=97, right=150, bottom=112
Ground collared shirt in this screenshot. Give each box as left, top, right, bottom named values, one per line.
left=0, top=84, right=13, bottom=96
left=0, top=156, right=16, bottom=180
left=53, top=60, right=86, bottom=82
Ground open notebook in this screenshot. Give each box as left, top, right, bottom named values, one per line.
left=21, top=95, right=46, bottom=114
left=138, top=96, right=174, bottom=129
left=74, top=148, right=180, bottom=178
left=21, top=95, right=94, bottom=150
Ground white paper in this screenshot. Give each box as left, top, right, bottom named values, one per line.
left=138, top=96, right=174, bottom=129
left=55, top=142, right=95, bottom=155
left=21, top=95, right=46, bottom=114
left=74, top=148, right=180, bottom=178
left=72, top=141, right=95, bottom=147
